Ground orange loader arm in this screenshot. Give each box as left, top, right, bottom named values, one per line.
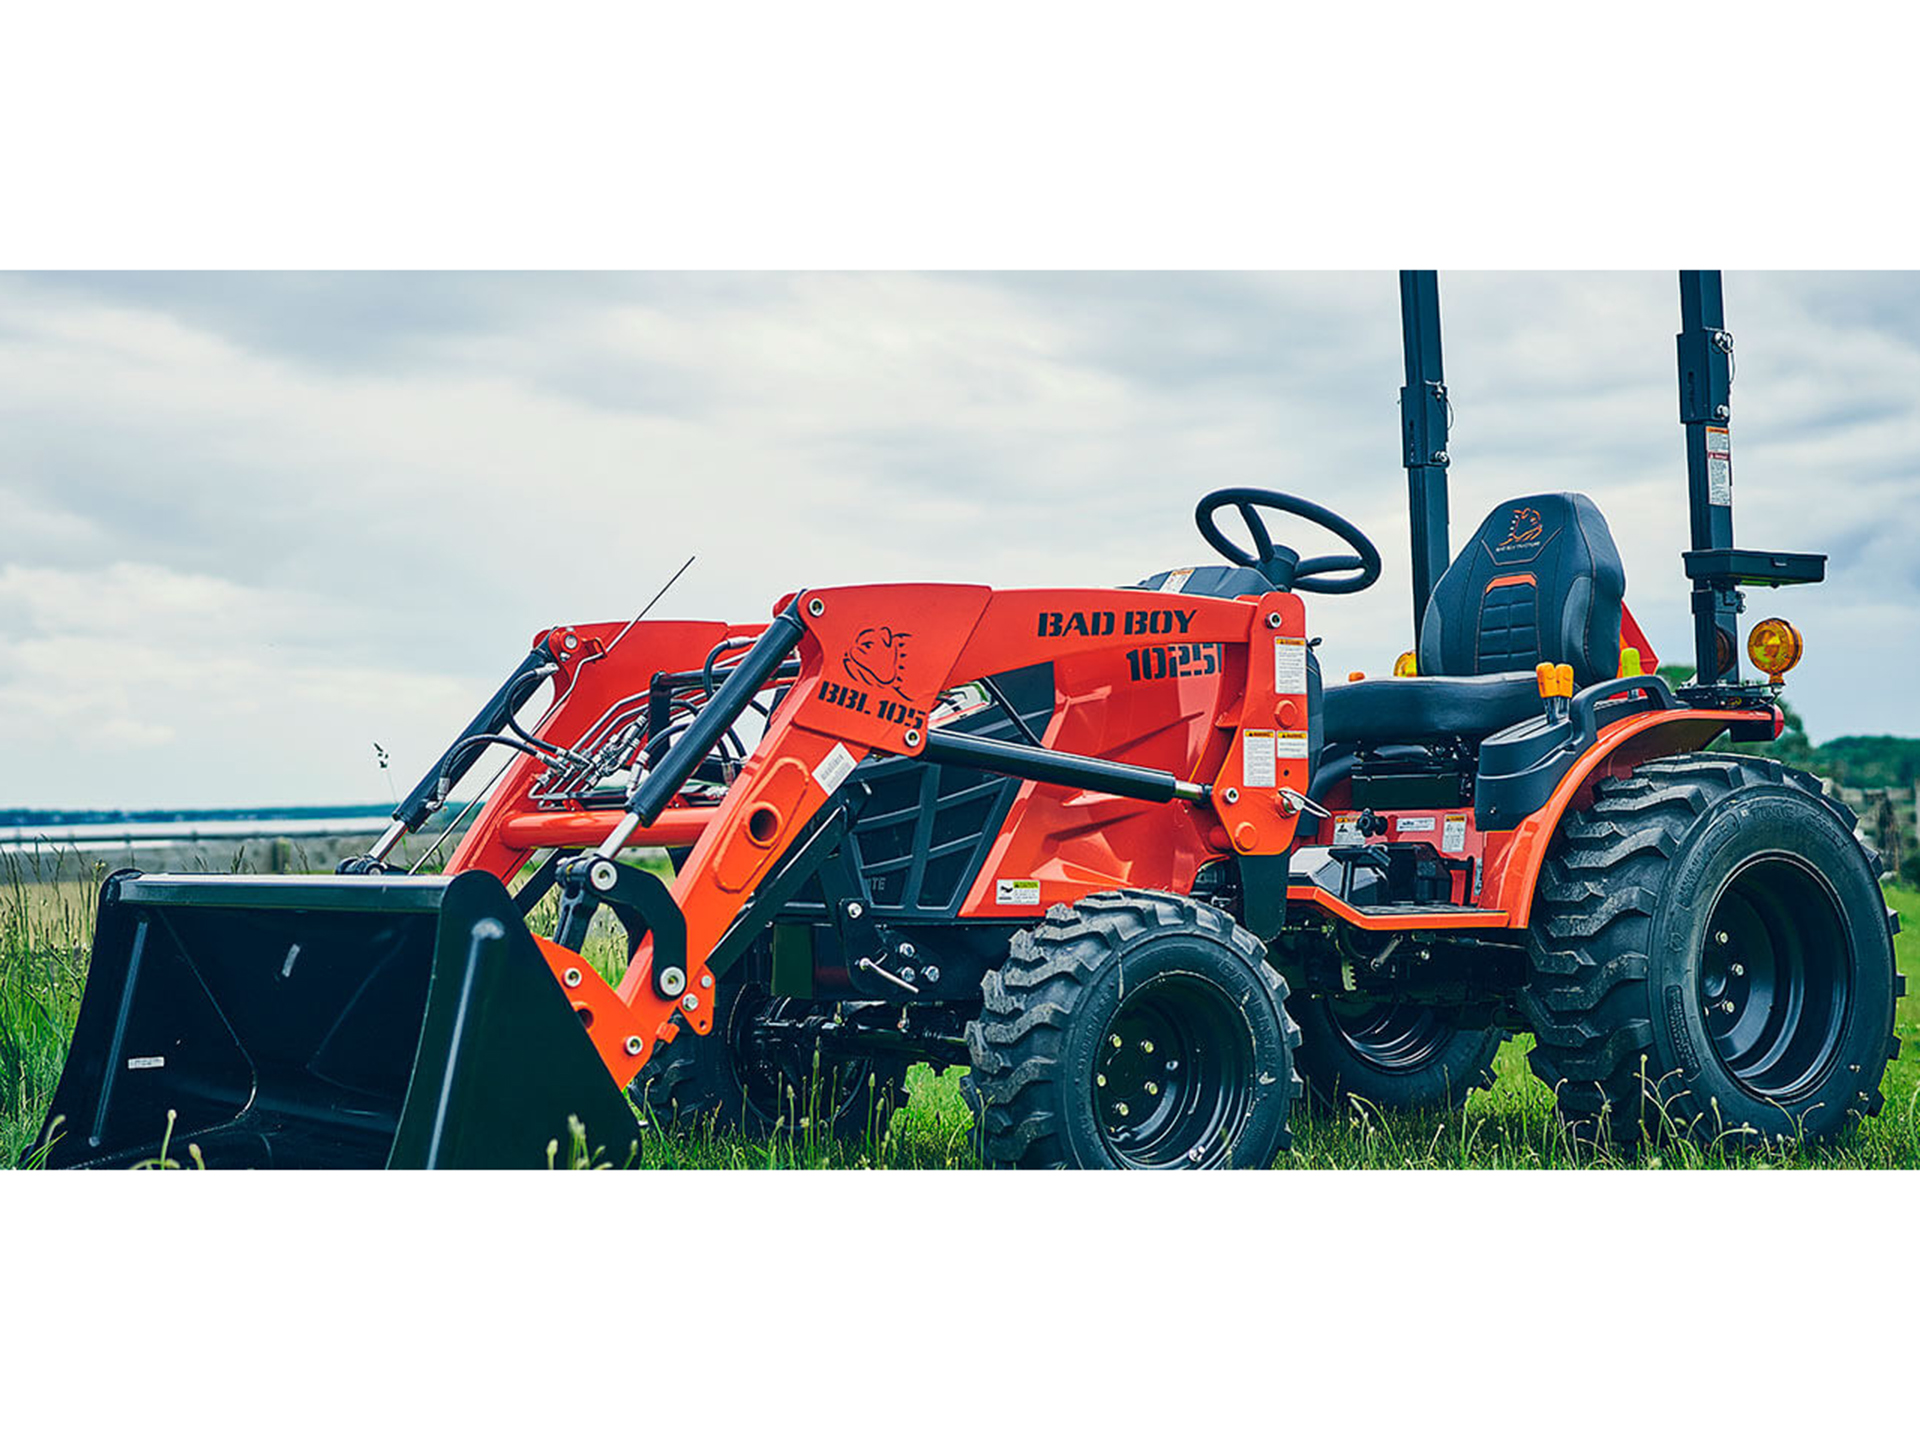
left=538, top=581, right=1312, bottom=1087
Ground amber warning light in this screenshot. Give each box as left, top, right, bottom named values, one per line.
left=1747, top=618, right=1805, bottom=684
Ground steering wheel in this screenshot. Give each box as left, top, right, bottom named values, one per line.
left=1194, top=487, right=1383, bottom=595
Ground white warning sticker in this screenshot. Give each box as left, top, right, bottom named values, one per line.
left=1243, top=730, right=1277, bottom=787
left=1443, top=814, right=1468, bottom=851
left=812, top=742, right=858, bottom=796
left=1396, top=815, right=1436, bottom=834
left=127, top=1056, right=165, bottom=1071
left=1708, top=455, right=1733, bottom=506
left=995, top=878, right=1041, bottom=907
left=1332, top=813, right=1363, bottom=845
left=1705, top=426, right=1731, bottom=458
left=1276, top=729, right=1309, bottom=760
left=1273, top=635, right=1308, bottom=693
left=1159, top=567, right=1195, bottom=593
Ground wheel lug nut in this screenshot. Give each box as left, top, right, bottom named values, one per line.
left=1116, top=1102, right=1130, bottom=1117
left=1096, top=1074, right=1107, bottom=1087
left=1722, top=999, right=1736, bottom=1013
left=1145, top=1082, right=1159, bottom=1096
left=1110, top=1034, right=1123, bottom=1049
left=1140, top=1039, right=1154, bottom=1054
left=1715, top=931, right=1731, bottom=946
left=1730, top=963, right=1745, bottom=977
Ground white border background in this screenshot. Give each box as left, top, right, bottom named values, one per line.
left=6, top=4, right=1917, bottom=1434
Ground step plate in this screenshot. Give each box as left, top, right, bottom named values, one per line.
left=1285, top=885, right=1512, bottom=932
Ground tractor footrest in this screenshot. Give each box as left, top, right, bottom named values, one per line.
left=1285, top=884, right=1512, bottom=931
left=1347, top=902, right=1490, bottom=917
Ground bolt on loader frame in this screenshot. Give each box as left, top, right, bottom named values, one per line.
left=31, top=272, right=1902, bottom=1169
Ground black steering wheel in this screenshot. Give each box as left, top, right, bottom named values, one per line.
left=1194, top=487, right=1383, bottom=595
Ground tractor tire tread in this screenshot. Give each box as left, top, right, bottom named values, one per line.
left=964, top=890, right=1296, bottom=1169
left=1523, top=752, right=1895, bottom=1146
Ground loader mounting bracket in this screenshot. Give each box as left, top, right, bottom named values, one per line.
left=554, top=856, right=689, bottom=999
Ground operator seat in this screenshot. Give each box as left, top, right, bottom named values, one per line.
left=1322, top=493, right=1625, bottom=746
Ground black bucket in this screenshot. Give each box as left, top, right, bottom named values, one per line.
left=30, top=869, right=642, bottom=1169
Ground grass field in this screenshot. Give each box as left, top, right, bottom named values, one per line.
left=5, top=850, right=1916, bottom=1170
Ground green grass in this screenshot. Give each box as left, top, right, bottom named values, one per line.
left=6, top=851, right=1917, bottom=1170
left=2, top=852, right=100, bottom=1167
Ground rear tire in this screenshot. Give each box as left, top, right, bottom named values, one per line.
left=965, top=891, right=1300, bottom=1169
left=1291, top=997, right=1502, bottom=1113
left=1523, top=754, right=1900, bottom=1147
left=633, top=982, right=910, bottom=1143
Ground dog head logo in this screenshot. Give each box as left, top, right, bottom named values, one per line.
left=844, top=625, right=912, bottom=697
left=1499, top=507, right=1544, bottom=547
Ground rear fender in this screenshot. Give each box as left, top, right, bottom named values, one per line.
left=1480, top=706, right=1773, bottom=926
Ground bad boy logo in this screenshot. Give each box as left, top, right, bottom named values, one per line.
left=1499, top=507, right=1544, bottom=547
left=844, top=625, right=912, bottom=699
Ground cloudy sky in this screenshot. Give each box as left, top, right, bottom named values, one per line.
left=3, top=271, right=1917, bottom=810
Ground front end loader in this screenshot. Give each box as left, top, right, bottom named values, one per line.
left=30, top=271, right=1902, bottom=1169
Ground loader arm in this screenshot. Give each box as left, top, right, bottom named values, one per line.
left=544, top=581, right=1312, bottom=1087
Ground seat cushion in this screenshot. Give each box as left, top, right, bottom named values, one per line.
left=1323, top=672, right=1542, bottom=746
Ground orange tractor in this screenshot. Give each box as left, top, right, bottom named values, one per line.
left=31, top=272, right=1901, bottom=1168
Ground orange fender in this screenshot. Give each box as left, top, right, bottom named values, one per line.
left=1479, top=706, right=1775, bottom=928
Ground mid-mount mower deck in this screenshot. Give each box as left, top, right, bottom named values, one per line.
left=31, top=272, right=1903, bottom=1169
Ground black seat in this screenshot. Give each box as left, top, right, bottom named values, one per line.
left=1323, top=493, right=1625, bottom=746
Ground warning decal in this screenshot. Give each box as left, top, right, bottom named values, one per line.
left=1443, top=814, right=1468, bottom=851
left=1708, top=456, right=1733, bottom=506
left=995, top=878, right=1041, bottom=906
left=1273, top=635, right=1308, bottom=694
left=1332, top=813, right=1363, bottom=846
left=1243, top=730, right=1277, bottom=787
left=1395, top=815, right=1435, bottom=833
left=1276, top=730, right=1309, bottom=760
left=1706, top=427, right=1733, bottom=505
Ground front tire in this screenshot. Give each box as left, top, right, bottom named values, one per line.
left=965, top=892, right=1301, bottom=1169
left=1523, top=754, right=1900, bottom=1146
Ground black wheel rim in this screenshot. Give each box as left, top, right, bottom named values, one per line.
left=1094, top=972, right=1254, bottom=1168
left=1697, top=854, right=1852, bottom=1103
left=1325, top=1000, right=1454, bottom=1073
left=730, top=989, right=887, bottom=1131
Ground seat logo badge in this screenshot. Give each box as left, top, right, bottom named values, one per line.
left=1499, top=507, right=1544, bottom=547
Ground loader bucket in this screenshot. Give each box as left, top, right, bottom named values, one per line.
left=30, top=869, right=642, bottom=1169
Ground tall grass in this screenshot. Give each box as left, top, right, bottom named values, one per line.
left=1, top=850, right=101, bottom=1165
left=4, top=859, right=1915, bottom=1169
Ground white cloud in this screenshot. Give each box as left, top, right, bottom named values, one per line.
left=1, top=271, right=1915, bottom=807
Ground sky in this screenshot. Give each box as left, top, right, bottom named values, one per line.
left=3, top=270, right=1918, bottom=810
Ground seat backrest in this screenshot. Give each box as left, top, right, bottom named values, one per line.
left=1417, top=492, right=1624, bottom=685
